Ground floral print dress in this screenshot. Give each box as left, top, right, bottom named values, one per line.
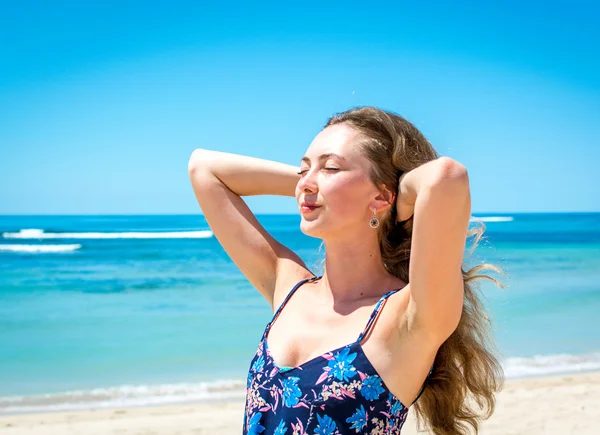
left=243, top=276, right=421, bottom=435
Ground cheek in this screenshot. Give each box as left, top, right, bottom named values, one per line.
left=322, top=176, right=370, bottom=216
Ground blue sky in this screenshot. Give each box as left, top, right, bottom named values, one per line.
left=1, top=1, right=599, bottom=214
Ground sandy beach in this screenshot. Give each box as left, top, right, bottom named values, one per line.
left=1, top=371, right=598, bottom=434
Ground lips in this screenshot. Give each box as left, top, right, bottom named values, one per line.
left=300, top=202, right=321, bottom=213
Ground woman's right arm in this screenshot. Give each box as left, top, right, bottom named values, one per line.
left=187, top=148, right=312, bottom=307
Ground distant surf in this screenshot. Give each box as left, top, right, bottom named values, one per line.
left=471, top=216, right=514, bottom=222
left=2, top=229, right=213, bottom=239
left=0, top=244, right=82, bottom=253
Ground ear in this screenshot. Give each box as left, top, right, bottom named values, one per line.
left=370, top=185, right=396, bottom=213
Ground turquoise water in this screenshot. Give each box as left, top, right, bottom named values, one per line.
left=1, top=213, right=599, bottom=412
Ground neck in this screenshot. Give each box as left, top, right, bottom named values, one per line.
left=319, top=233, right=397, bottom=302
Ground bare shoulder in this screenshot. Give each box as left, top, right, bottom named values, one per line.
left=271, top=257, right=316, bottom=313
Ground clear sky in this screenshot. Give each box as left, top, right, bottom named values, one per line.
left=1, top=1, right=599, bottom=215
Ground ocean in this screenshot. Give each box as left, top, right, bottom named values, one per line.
left=1, top=213, right=599, bottom=414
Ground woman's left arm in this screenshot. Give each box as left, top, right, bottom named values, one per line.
left=398, top=156, right=471, bottom=342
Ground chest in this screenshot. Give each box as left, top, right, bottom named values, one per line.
left=265, top=296, right=394, bottom=370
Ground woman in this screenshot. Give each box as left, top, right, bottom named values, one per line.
left=188, top=107, right=504, bottom=434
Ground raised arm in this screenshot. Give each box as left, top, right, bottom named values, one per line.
left=187, top=149, right=312, bottom=306
left=399, top=157, right=471, bottom=342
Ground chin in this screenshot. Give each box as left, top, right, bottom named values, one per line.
left=299, top=217, right=326, bottom=239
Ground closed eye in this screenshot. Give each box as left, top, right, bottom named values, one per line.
left=297, top=167, right=340, bottom=176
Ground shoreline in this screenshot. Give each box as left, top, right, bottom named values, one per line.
left=1, top=370, right=599, bottom=434
left=3, top=366, right=600, bottom=417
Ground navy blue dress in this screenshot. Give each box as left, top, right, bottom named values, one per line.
left=243, top=276, right=428, bottom=434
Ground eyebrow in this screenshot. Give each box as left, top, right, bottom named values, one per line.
left=300, top=153, right=346, bottom=164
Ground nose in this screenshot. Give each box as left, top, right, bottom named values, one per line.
left=297, top=169, right=318, bottom=194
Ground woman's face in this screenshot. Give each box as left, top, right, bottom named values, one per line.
left=295, top=123, right=382, bottom=239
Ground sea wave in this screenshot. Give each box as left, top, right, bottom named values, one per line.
left=0, top=379, right=246, bottom=415
left=470, top=216, right=514, bottom=222
left=503, top=352, right=600, bottom=378
left=2, top=352, right=600, bottom=414
left=2, top=229, right=213, bottom=240
left=0, top=244, right=82, bottom=253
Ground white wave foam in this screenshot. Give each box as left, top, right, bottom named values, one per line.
left=503, top=352, right=600, bottom=379
left=2, top=352, right=599, bottom=414
left=0, top=244, right=82, bottom=253
left=2, top=229, right=213, bottom=240
left=0, top=379, right=245, bottom=414
left=470, top=216, right=514, bottom=222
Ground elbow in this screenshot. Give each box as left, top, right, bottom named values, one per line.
left=435, top=157, right=469, bottom=186
left=437, top=157, right=469, bottom=183
left=188, top=148, right=213, bottom=176
left=187, top=149, right=201, bottom=175
left=428, top=158, right=470, bottom=199
left=188, top=149, right=219, bottom=196
left=188, top=149, right=233, bottom=197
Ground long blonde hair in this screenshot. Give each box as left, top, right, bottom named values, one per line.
left=324, top=106, right=505, bottom=434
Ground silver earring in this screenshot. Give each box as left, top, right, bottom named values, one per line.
left=369, top=207, right=380, bottom=228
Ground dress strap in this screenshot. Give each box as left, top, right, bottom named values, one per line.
left=412, top=364, right=435, bottom=405
left=265, top=275, right=321, bottom=334
left=356, top=287, right=405, bottom=343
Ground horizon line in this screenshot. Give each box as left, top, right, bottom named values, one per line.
left=1, top=211, right=599, bottom=217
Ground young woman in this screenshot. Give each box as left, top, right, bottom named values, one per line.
left=188, top=107, right=503, bottom=435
